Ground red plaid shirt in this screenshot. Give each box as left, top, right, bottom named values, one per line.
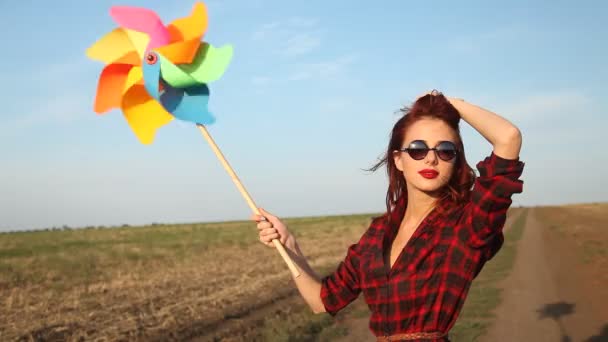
left=320, top=152, right=525, bottom=340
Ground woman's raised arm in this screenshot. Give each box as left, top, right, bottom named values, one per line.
left=447, top=97, right=522, bottom=160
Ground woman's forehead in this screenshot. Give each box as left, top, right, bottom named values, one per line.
left=403, top=118, right=457, bottom=143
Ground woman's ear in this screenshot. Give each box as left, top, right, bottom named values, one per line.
left=393, top=150, right=404, bottom=172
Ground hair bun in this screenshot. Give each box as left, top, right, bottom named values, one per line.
left=403, top=92, right=461, bottom=128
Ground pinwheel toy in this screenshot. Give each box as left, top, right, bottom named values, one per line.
left=86, top=2, right=300, bottom=277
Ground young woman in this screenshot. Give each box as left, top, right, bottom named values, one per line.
left=252, top=91, right=524, bottom=341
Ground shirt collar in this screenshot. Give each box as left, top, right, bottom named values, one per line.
left=384, top=194, right=453, bottom=240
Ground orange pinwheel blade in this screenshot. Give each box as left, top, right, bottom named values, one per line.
left=155, top=39, right=201, bottom=64
left=168, top=2, right=208, bottom=42
left=121, top=84, right=174, bottom=144
left=94, top=64, right=133, bottom=113
left=113, top=51, right=141, bottom=65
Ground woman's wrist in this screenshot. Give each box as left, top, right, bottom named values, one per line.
left=446, top=96, right=468, bottom=120
left=446, top=96, right=465, bottom=105
left=284, top=234, right=300, bottom=254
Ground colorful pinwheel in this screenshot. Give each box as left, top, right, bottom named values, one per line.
left=86, top=2, right=300, bottom=277
left=86, top=2, right=233, bottom=144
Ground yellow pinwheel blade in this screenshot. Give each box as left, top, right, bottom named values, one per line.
left=87, top=28, right=133, bottom=64
left=124, top=66, right=144, bottom=93
left=121, top=84, right=174, bottom=144
left=123, top=29, right=150, bottom=60
left=87, top=28, right=149, bottom=64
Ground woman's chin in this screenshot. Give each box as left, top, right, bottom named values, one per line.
left=414, top=182, right=447, bottom=195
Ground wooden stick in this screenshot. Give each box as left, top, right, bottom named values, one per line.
left=197, top=124, right=301, bottom=278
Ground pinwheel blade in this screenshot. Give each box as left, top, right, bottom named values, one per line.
left=87, top=28, right=136, bottom=64
left=160, top=43, right=233, bottom=88
left=160, top=83, right=215, bottom=125
left=167, top=2, right=208, bottom=42
left=94, top=64, right=134, bottom=113
left=122, top=84, right=174, bottom=144
left=155, top=39, right=201, bottom=64
left=110, top=6, right=170, bottom=49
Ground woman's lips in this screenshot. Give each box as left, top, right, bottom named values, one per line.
left=418, top=169, right=439, bottom=179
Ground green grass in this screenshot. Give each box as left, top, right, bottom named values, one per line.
left=534, top=205, right=608, bottom=266
left=581, top=240, right=607, bottom=264
left=450, top=208, right=528, bottom=341
left=256, top=263, right=354, bottom=342
left=0, top=213, right=377, bottom=292
left=261, top=309, right=347, bottom=342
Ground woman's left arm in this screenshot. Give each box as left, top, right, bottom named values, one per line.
left=447, top=97, right=522, bottom=160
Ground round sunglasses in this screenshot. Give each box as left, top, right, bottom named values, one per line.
left=397, top=140, right=458, bottom=161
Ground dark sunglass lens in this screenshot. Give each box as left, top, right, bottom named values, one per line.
left=408, top=148, right=428, bottom=160
left=436, top=142, right=457, bottom=161
left=437, top=150, right=456, bottom=161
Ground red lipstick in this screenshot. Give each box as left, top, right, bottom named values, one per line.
left=418, top=169, right=439, bottom=179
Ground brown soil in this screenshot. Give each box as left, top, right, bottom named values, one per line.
left=0, top=219, right=369, bottom=341
left=481, top=206, right=608, bottom=342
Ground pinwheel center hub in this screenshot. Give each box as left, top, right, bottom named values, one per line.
left=146, top=52, right=158, bottom=65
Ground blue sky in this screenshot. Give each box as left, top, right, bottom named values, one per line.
left=1, top=0, right=607, bottom=231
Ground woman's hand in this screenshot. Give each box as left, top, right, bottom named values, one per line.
left=443, top=96, right=522, bottom=160
left=415, top=89, right=442, bottom=101
left=252, top=208, right=296, bottom=250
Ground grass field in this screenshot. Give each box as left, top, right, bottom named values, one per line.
left=0, top=207, right=534, bottom=341
left=0, top=214, right=375, bottom=341
left=535, top=203, right=608, bottom=267
left=535, top=203, right=608, bottom=301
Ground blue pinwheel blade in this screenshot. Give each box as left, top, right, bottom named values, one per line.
left=160, top=83, right=215, bottom=125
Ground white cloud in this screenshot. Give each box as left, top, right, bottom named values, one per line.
left=287, top=17, right=319, bottom=28
left=250, top=18, right=322, bottom=56
left=318, top=97, right=353, bottom=113
left=0, top=58, right=95, bottom=137
left=447, top=25, right=531, bottom=54
left=288, top=54, right=357, bottom=81
left=251, top=76, right=272, bottom=86
left=283, top=33, right=321, bottom=56
left=499, top=90, right=591, bottom=123
left=288, top=71, right=312, bottom=81
left=251, top=22, right=281, bottom=41
left=0, top=93, right=91, bottom=137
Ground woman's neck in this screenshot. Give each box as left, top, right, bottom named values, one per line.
left=403, top=188, right=441, bottom=224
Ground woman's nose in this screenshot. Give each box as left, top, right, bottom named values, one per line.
left=424, top=150, right=438, bottom=164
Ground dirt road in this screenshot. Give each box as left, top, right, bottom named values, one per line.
left=481, top=208, right=608, bottom=342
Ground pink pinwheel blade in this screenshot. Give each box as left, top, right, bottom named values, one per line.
left=110, top=6, right=170, bottom=49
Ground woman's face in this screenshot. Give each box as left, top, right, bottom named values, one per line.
left=393, top=118, right=458, bottom=194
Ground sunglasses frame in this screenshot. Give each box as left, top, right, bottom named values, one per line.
left=397, top=140, right=458, bottom=161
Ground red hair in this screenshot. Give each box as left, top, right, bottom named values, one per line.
left=369, top=92, right=476, bottom=221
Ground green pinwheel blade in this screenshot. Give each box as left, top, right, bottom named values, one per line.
left=159, top=56, right=196, bottom=88
left=160, top=43, right=233, bottom=88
